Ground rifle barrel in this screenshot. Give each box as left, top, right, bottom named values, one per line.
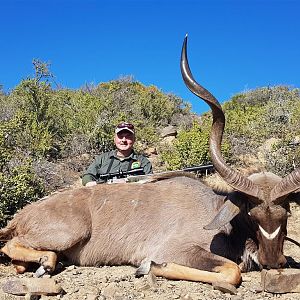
left=182, top=164, right=214, bottom=172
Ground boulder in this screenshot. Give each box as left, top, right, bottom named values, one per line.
left=160, top=126, right=177, bottom=138
left=2, top=277, right=63, bottom=296
left=261, top=268, right=300, bottom=293
left=212, top=281, right=237, bottom=294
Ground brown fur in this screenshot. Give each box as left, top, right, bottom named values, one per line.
left=0, top=171, right=292, bottom=285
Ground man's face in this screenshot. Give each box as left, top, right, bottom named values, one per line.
left=114, top=130, right=135, bottom=152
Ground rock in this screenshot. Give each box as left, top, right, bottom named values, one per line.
left=261, top=137, right=280, bottom=152
left=163, top=135, right=176, bottom=144
left=102, top=283, right=118, bottom=298
left=146, top=271, right=158, bottom=288
left=290, top=135, right=300, bottom=146
left=180, top=293, right=194, bottom=300
left=85, top=287, right=100, bottom=300
left=230, top=296, right=243, bottom=300
left=81, top=153, right=90, bottom=160
left=86, top=293, right=99, bottom=300
left=257, top=137, right=280, bottom=164
left=261, top=268, right=300, bottom=293
left=2, top=277, right=63, bottom=296
left=249, top=283, right=263, bottom=293
left=66, top=265, right=76, bottom=271
left=160, top=126, right=177, bottom=138
left=143, top=147, right=157, bottom=156
left=212, top=281, right=238, bottom=294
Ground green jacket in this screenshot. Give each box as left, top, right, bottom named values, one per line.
left=82, top=150, right=153, bottom=185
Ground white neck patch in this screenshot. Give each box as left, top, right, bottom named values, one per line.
left=259, top=225, right=281, bottom=240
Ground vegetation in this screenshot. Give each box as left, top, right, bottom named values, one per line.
left=0, top=60, right=193, bottom=226
left=222, top=86, right=300, bottom=175
left=159, top=114, right=233, bottom=170
left=0, top=60, right=300, bottom=226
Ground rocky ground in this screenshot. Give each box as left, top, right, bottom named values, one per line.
left=0, top=204, right=299, bottom=300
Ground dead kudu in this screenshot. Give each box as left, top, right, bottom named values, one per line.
left=1, top=36, right=299, bottom=286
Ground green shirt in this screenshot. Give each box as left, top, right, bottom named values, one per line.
left=82, top=150, right=153, bottom=185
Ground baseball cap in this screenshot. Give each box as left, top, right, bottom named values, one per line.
left=115, top=122, right=135, bottom=134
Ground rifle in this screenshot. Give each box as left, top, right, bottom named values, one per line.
left=97, top=168, right=145, bottom=183
left=125, top=163, right=215, bottom=184
left=97, top=164, right=214, bottom=184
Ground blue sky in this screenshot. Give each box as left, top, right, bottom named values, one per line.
left=1, top=0, right=299, bottom=114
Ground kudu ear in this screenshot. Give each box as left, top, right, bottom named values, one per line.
left=203, top=200, right=240, bottom=230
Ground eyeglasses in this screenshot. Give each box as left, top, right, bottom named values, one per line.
left=116, top=122, right=135, bottom=130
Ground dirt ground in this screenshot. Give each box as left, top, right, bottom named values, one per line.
left=0, top=204, right=299, bottom=300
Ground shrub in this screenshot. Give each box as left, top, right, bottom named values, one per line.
left=0, top=158, right=44, bottom=227
left=159, top=120, right=231, bottom=170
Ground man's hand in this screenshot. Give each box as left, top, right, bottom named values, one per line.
left=85, top=181, right=97, bottom=187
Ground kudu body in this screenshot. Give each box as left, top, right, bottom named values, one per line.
left=0, top=36, right=299, bottom=286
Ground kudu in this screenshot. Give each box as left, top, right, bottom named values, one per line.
left=0, top=36, right=299, bottom=286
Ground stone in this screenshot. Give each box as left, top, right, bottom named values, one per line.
left=261, top=268, right=300, bottom=293
left=160, top=126, right=177, bottom=138
left=212, top=281, right=237, bottom=295
left=146, top=271, right=158, bottom=288
left=86, top=293, right=99, bottom=300
left=144, top=147, right=157, bottom=156
left=2, top=278, right=63, bottom=296
left=180, top=293, right=194, bottom=300
left=102, top=283, right=118, bottom=298
left=163, top=135, right=176, bottom=144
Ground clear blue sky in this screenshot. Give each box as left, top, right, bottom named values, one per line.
left=1, top=0, right=299, bottom=114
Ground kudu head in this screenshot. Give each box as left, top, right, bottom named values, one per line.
left=180, top=35, right=300, bottom=269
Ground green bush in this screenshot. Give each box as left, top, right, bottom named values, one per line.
left=0, top=62, right=194, bottom=225
left=160, top=120, right=231, bottom=170
left=1, top=58, right=300, bottom=227
left=0, top=158, right=44, bottom=227
left=222, top=86, right=300, bottom=173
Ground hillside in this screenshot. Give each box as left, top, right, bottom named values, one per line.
left=0, top=60, right=300, bottom=226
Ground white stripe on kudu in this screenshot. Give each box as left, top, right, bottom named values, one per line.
left=259, top=225, right=281, bottom=240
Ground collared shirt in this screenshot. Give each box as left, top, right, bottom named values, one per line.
left=81, top=150, right=153, bottom=185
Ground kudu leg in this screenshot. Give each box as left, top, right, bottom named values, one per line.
left=150, top=261, right=241, bottom=286
left=1, top=238, right=57, bottom=273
